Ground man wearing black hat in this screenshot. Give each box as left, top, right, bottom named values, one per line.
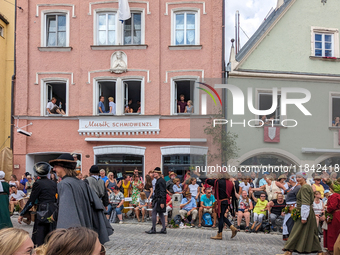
left=50, top=154, right=113, bottom=244
left=18, top=162, right=57, bottom=246
left=84, top=165, right=109, bottom=208
left=146, top=167, right=167, bottom=234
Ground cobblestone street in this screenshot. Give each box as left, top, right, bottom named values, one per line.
left=11, top=216, right=325, bottom=255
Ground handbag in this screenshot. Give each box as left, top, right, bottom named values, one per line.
left=36, top=203, right=51, bottom=224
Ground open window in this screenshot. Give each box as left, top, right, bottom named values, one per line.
left=331, top=96, right=340, bottom=126
left=124, top=80, right=141, bottom=114
left=45, top=82, right=67, bottom=115
left=258, top=93, right=281, bottom=125
left=98, top=81, right=116, bottom=114
left=174, top=80, right=195, bottom=114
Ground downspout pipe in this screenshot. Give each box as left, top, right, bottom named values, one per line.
left=10, top=0, right=17, bottom=150
left=222, top=0, right=228, bottom=165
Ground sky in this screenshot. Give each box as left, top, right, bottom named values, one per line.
left=225, top=0, right=277, bottom=60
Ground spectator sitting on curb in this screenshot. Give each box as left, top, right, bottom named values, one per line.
left=179, top=192, right=198, bottom=227
left=198, top=188, right=217, bottom=228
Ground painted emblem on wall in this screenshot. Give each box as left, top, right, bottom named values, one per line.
left=110, top=51, right=127, bottom=73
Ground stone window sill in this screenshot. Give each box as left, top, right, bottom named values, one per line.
left=38, top=47, right=72, bottom=52
left=45, top=114, right=64, bottom=117
left=91, top=45, right=148, bottom=50
left=329, top=126, right=340, bottom=129
left=168, top=45, right=202, bottom=50
left=309, top=56, right=340, bottom=61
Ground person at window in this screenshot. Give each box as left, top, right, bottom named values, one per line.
left=9, top=184, right=26, bottom=215
left=235, top=190, right=253, bottom=232
left=184, top=100, right=194, bottom=113
left=179, top=191, right=198, bottom=227
left=137, top=101, right=141, bottom=113
left=312, top=175, right=325, bottom=198
left=177, top=94, right=187, bottom=113
left=46, top=97, right=65, bottom=115
left=25, top=175, right=35, bottom=196
left=198, top=188, right=217, bottom=228
left=125, top=99, right=133, bottom=113
left=108, top=97, right=116, bottom=115
left=250, top=191, right=268, bottom=233
left=333, top=116, right=340, bottom=127
left=259, top=115, right=267, bottom=125
left=98, top=96, right=107, bottom=113
left=107, top=185, right=125, bottom=223
left=267, top=193, right=286, bottom=232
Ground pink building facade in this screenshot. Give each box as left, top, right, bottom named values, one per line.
left=14, top=0, right=223, bottom=179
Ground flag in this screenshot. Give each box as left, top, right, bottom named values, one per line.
left=118, top=0, right=131, bottom=22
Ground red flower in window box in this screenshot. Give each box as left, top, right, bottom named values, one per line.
left=323, top=56, right=337, bottom=59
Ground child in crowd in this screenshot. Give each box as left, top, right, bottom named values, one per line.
left=135, top=192, right=148, bottom=222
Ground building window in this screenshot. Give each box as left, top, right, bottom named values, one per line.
left=314, top=33, right=333, bottom=57
left=258, top=93, right=281, bottom=124
left=0, top=26, right=3, bottom=37
left=123, top=13, right=142, bottom=45
left=332, top=96, right=340, bottom=126
left=46, top=14, right=67, bottom=47
left=174, top=12, right=198, bottom=45
left=98, top=81, right=116, bottom=114
left=311, top=27, right=339, bottom=58
left=45, top=82, right=67, bottom=115
left=97, top=13, right=116, bottom=45
left=124, top=80, right=141, bottom=114
left=174, top=80, right=196, bottom=114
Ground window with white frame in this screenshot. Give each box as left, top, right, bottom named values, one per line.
left=311, top=27, right=339, bottom=58
left=173, top=11, right=198, bottom=45
left=0, top=26, right=3, bottom=37
left=314, top=33, right=333, bottom=57
left=332, top=96, right=340, bottom=126
left=124, top=81, right=141, bottom=114
left=46, top=14, right=67, bottom=47
left=258, top=93, right=281, bottom=125
left=97, top=13, right=116, bottom=45
left=123, top=13, right=142, bottom=45
left=44, top=82, right=67, bottom=115
left=98, top=81, right=116, bottom=114
left=174, top=80, right=196, bottom=114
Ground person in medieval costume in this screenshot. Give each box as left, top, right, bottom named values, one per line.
left=18, top=162, right=57, bottom=246
left=323, top=177, right=340, bottom=255
left=0, top=171, right=12, bottom=229
left=277, top=172, right=323, bottom=255
left=206, top=172, right=238, bottom=240
left=50, top=154, right=113, bottom=244
left=145, top=167, right=167, bottom=234
left=84, top=165, right=109, bottom=208
left=282, top=175, right=301, bottom=241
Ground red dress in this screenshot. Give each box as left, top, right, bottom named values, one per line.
left=325, top=193, right=340, bottom=252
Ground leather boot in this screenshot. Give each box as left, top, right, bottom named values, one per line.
left=210, top=231, right=222, bottom=240
left=230, top=225, right=237, bottom=239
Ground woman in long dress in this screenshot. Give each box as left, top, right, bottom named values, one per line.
left=277, top=172, right=323, bottom=255
left=122, top=175, right=131, bottom=216
left=0, top=171, right=12, bottom=229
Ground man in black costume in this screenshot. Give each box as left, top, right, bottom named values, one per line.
left=18, top=162, right=57, bottom=246
left=145, top=167, right=167, bottom=234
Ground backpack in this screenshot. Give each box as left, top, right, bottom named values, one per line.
left=201, top=213, right=213, bottom=227
left=173, top=215, right=182, bottom=226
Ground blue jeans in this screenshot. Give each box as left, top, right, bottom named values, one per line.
left=108, top=204, right=124, bottom=215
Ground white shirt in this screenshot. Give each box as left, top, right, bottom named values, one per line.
left=10, top=190, right=26, bottom=200
left=109, top=102, right=116, bottom=115
left=47, top=101, right=57, bottom=110
left=189, top=184, right=199, bottom=197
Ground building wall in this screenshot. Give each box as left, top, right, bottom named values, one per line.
left=0, top=0, right=14, bottom=150
left=14, top=0, right=223, bottom=176
left=238, top=0, right=340, bottom=75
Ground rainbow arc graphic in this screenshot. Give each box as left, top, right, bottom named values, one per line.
left=196, top=82, right=223, bottom=109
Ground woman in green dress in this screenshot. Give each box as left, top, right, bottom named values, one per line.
left=277, top=172, right=323, bottom=255
left=131, top=175, right=143, bottom=206
left=0, top=171, right=13, bottom=229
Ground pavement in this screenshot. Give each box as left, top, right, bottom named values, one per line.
left=10, top=214, right=324, bottom=255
